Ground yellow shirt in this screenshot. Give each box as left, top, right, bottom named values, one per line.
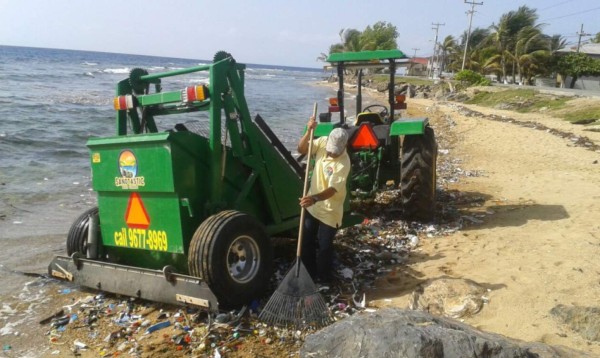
left=306, top=137, right=350, bottom=228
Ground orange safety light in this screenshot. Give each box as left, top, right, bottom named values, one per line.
left=113, top=95, right=136, bottom=110
left=182, top=85, right=209, bottom=103
left=350, top=123, right=380, bottom=150
left=328, top=97, right=340, bottom=113
left=393, top=94, right=407, bottom=110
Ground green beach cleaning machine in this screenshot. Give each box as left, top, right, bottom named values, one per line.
left=48, top=50, right=437, bottom=311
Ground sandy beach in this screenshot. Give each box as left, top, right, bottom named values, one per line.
left=368, top=92, right=600, bottom=355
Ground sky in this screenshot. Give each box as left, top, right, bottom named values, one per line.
left=1, top=0, right=599, bottom=68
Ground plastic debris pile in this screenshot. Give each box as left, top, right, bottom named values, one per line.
left=40, top=292, right=314, bottom=357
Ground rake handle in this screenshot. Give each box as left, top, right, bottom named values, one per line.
left=295, top=103, right=318, bottom=275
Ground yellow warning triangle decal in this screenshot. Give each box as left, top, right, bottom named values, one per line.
left=125, top=192, right=150, bottom=229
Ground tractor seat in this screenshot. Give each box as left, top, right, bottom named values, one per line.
left=355, top=112, right=384, bottom=126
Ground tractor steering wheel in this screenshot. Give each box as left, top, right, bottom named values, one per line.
left=363, top=104, right=389, bottom=118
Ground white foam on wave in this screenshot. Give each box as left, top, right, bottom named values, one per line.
left=247, top=74, right=277, bottom=80
left=0, top=303, right=17, bottom=317
left=188, top=78, right=210, bottom=84
left=83, top=72, right=95, bottom=77
left=82, top=62, right=98, bottom=66
left=102, top=67, right=130, bottom=74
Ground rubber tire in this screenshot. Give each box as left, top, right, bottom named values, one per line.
left=66, top=207, right=99, bottom=256
left=400, top=126, right=438, bottom=221
left=188, top=210, right=273, bottom=307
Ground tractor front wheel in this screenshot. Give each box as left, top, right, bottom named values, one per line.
left=66, top=207, right=99, bottom=256
left=400, top=126, right=437, bottom=221
left=188, top=210, right=273, bottom=307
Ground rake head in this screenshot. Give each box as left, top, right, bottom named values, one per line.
left=259, top=260, right=334, bottom=329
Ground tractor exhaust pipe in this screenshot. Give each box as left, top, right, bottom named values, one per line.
left=86, top=212, right=99, bottom=259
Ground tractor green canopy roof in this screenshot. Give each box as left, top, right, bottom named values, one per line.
left=326, top=49, right=407, bottom=63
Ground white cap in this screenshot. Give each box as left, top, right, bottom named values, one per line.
left=326, top=128, right=348, bottom=155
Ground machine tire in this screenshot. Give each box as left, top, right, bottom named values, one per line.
left=188, top=210, right=273, bottom=307
left=66, top=207, right=99, bottom=256
left=400, top=126, right=437, bottom=221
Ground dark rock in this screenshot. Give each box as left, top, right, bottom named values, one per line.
left=572, top=119, right=597, bottom=125
left=301, top=308, right=591, bottom=358
left=396, top=84, right=410, bottom=94
left=376, top=82, right=389, bottom=92
left=551, top=304, right=600, bottom=342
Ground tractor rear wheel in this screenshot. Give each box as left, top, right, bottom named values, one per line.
left=400, top=126, right=437, bottom=221
left=67, top=207, right=99, bottom=256
left=188, top=210, right=273, bottom=307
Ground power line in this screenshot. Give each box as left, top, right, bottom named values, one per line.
left=576, top=24, right=592, bottom=52
left=539, top=0, right=574, bottom=12
left=541, top=6, right=600, bottom=21
left=409, top=48, right=420, bottom=75
left=462, top=0, right=483, bottom=71
left=429, top=22, right=444, bottom=78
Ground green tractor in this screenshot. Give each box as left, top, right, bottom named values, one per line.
left=317, top=49, right=437, bottom=220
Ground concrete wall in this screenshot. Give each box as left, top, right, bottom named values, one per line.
left=566, top=76, right=600, bottom=91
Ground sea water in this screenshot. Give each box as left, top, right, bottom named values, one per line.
left=0, top=45, right=338, bottom=293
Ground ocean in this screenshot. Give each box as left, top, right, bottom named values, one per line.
left=0, top=45, right=337, bottom=297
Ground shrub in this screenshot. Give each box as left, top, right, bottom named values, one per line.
left=454, top=70, right=491, bottom=86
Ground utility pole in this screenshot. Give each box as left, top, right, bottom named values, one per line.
left=409, top=48, right=419, bottom=75
left=462, top=0, right=483, bottom=71
left=576, top=24, right=591, bottom=52
left=430, top=22, right=444, bottom=78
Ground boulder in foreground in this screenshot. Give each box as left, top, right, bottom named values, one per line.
left=301, top=308, right=592, bottom=358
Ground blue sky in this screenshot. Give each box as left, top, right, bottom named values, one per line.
left=1, top=0, right=598, bottom=68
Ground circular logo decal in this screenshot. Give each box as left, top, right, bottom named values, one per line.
left=119, top=150, right=137, bottom=178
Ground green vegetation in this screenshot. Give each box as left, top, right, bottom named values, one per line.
left=371, top=74, right=434, bottom=87
left=319, top=7, right=600, bottom=90
left=467, top=89, right=570, bottom=113
left=557, top=53, right=600, bottom=89
left=454, top=70, right=491, bottom=86
left=561, top=108, right=600, bottom=123
left=464, top=88, right=600, bottom=124
left=317, top=22, right=399, bottom=62
left=397, top=77, right=436, bottom=86
left=467, top=89, right=537, bottom=109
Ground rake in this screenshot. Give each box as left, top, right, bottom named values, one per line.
left=259, top=103, right=334, bottom=329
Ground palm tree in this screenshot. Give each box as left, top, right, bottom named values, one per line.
left=487, top=17, right=512, bottom=82
left=547, top=34, right=567, bottom=53
left=329, top=28, right=363, bottom=54
left=487, top=6, right=539, bottom=83
left=459, top=27, right=491, bottom=71
left=439, top=35, right=458, bottom=73
left=512, top=25, right=546, bottom=83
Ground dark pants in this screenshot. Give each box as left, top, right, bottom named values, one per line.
left=301, top=211, right=337, bottom=283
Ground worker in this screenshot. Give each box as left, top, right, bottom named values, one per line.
left=297, top=117, right=350, bottom=285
